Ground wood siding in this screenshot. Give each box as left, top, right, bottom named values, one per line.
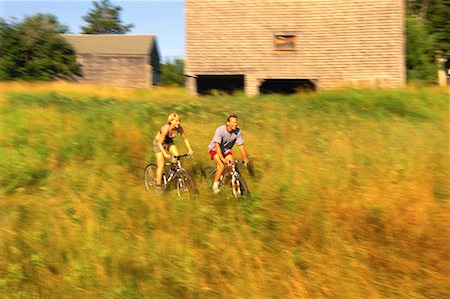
left=76, top=54, right=152, bottom=88
left=186, top=0, right=405, bottom=95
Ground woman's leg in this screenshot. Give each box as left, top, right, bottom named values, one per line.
left=155, top=152, right=165, bottom=186
left=168, top=144, right=179, bottom=163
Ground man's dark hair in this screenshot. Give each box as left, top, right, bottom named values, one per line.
left=227, top=114, right=238, bottom=122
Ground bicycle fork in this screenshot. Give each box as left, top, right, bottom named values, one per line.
left=177, top=174, right=185, bottom=190
left=213, top=165, right=241, bottom=196
left=231, top=172, right=241, bottom=196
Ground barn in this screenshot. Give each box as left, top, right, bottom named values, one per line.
left=63, top=34, right=160, bottom=88
left=185, top=0, right=406, bottom=96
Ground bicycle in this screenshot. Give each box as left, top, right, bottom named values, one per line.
left=202, top=160, right=250, bottom=198
left=144, top=153, right=196, bottom=199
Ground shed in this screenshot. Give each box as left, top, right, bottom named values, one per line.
left=63, top=34, right=160, bottom=88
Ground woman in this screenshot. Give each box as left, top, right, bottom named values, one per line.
left=153, top=113, right=194, bottom=188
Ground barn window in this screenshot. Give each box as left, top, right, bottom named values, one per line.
left=274, top=35, right=296, bottom=51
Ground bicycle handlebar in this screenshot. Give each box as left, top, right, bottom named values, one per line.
left=171, top=153, right=191, bottom=159
left=230, top=160, right=255, bottom=177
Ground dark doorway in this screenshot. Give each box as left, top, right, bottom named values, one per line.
left=197, top=75, right=244, bottom=95
left=259, top=79, right=316, bottom=94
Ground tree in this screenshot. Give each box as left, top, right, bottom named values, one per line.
left=81, top=0, right=133, bottom=34
left=406, top=17, right=438, bottom=83
left=407, top=0, right=449, bottom=58
left=160, top=59, right=185, bottom=86
left=0, top=14, right=81, bottom=81
left=424, top=0, right=450, bottom=58
left=405, top=0, right=449, bottom=83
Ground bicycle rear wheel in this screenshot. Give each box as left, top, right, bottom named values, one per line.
left=176, top=171, right=196, bottom=199
left=144, top=164, right=157, bottom=191
left=201, top=166, right=216, bottom=189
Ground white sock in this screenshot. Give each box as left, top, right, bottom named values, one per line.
left=213, top=181, right=220, bottom=189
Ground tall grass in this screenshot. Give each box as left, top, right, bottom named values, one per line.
left=0, top=82, right=449, bottom=298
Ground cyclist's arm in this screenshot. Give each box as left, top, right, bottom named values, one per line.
left=238, top=144, right=250, bottom=165
left=158, top=127, right=171, bottom=159
left=179, top=127, right=194, bottom=155
left=236, top=130, right=249, bottom=164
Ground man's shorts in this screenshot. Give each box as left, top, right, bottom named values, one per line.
left=209, top=149, right=233, bottom=160
left=153, top=138, right=174, bottom=153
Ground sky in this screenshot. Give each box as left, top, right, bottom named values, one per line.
left=0, top=0, right=185, bottom=61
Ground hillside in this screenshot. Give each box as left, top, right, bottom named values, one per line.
left=0, top=82, right=449, bottom=298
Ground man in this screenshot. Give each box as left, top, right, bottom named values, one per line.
left=207, top=114, right=250, bottom=193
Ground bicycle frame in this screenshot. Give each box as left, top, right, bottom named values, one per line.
left=161, top=154, right=190, bottom=189
left=145, top=153, right=195, bottom=199
left=228, top=160, right=244, bottom=196
left=211, top=160, right=248, bottom=197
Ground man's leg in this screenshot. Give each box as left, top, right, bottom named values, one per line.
left=225, top=154, right=234, bottom=165
left=212, top=154, right=224, bottom=192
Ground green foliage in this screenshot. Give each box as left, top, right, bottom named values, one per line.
left=0, top=146, right=52, bottom=194
left=407, top=0, right=450, bottom=57
left=81, top=0, right=134, bottom=34
left=406, top=17, right=438, bottom=83
left=0, top=14, right=80, bottom=81
left=293, top=89, right=443, bottom=121
left=160, top=58, right=185, bottom=86
left=406, top=0, right=449, bottom=83
left=7, top=264, right=25, bottom=284
left=0, top=86, right=449, bottom=298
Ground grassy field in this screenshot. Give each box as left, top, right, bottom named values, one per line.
left=0, top=82, right=449, bottom=298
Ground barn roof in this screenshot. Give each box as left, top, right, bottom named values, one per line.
left=62, top=34, right=156, bottom=55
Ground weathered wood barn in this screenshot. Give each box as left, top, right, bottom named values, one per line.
left=185, top=0, right=405, bottom=95
left=63, top=34, right=160, bottom=88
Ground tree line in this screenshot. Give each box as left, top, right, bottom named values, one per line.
left=1, top=0, right=448, bottom=85
left=406, top=0, right=449, bottom=83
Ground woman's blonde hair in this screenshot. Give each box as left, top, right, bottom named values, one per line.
left=167, top=112, right=180, bottom=124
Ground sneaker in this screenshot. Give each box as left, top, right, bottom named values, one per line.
left=212, top=187, right=221, bottom=195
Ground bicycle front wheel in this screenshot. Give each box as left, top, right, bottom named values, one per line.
left=144, top=164, right=157, bottom=191
left=232, top=174, right=249, bottom=198
left=176, top=171, right=196, bottom=199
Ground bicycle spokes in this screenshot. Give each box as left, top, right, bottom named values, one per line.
left=176, top=175, right=195, bottom=199
left=144, top=165, right=157, bottom=191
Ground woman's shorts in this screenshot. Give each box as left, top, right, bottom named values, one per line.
left=153, top=139, right=174, bottom=153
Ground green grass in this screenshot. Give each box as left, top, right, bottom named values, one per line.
left=0, top=84, right=449, bottom=298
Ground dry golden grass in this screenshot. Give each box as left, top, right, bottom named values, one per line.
left=0, top=82, right=449, bottom=298
left=0, top=81, right=191, bottom=103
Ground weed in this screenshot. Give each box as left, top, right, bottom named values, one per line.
left=0, top=83, right=448, bottom=298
